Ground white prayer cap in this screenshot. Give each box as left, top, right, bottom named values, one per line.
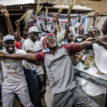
left=3, top=34, right=15, bottom=42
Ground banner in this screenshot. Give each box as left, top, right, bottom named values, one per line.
left=29, top=12, right=87, bottom=34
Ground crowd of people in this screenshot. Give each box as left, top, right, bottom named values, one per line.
left=0, top=5, right=107, bottom=107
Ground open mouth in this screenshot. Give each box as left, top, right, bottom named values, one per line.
left=8, top=46, right=14, bottom=51
left=9, top=47, right=13, bottom=49
left=50, top=40, right=56, bottom=45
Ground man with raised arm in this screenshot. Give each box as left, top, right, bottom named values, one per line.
left=0, top=33, right=100, bottom=107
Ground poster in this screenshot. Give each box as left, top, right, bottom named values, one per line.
left=29, top=12, right=87, bottom=34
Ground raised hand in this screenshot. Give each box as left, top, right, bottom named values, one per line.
left=94, top=12, right=99, bottom=20
left=0, top=5, right=9, bottom=17
left=15, top=20, right=20, bottom=27
left=32, top=16, right=36, bottom=22
left=86, top=37, right=97, bottom=43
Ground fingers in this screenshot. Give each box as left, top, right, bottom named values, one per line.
left=15, top=20, right=20, bottom=25
left=0, top=5, right=4, bottom=13
left=0, top=5, right=5, bottom=11
left=86, top=37, right=94, bottom=41
left=0, top=5, right=8, bottom=15
left=86, top=37, right=98, bottom=44
left=0, top=5, right=3, bottom=9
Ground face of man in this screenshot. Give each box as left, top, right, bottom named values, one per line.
left=72, top=52, right=83, bottom=65
left=84, top=55, right=94, bottom=69
left=45, top=36, right=57, bottom=49
left=4, top=40, right=15, bottom=54
left=88, top=28, right=100, bottom=37
left=67, top=33, right=73, bottom=43
left=57, top=26, right=61, bottom=32
left=30, top=32, right=39, bottom=42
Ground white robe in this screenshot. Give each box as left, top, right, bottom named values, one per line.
left=93, top=43, right=107, bottom=74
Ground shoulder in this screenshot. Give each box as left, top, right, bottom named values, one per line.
left=22, top=38, right=33, bottom=48
left=35, top=51, right=45, bottom=57
left=35, top=51, right=45, bottom=62
left=23, top=38, right=32, bottom=44
left=15, top=49, right=26, bottom=54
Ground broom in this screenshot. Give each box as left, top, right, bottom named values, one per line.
left=17, top=9, right=33, bottom=27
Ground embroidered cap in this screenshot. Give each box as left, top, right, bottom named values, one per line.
left=29, top=26, right=41, bottom=33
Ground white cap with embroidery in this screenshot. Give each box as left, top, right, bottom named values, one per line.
left=29, top=26, right=40, bottom=33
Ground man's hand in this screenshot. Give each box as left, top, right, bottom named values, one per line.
left=82, top=40, right=92, bottom=46
left=15, top=20, right=20, bottom=27
left=32, top=16, right=36, bottom=21
left=94, top=12, right=99, bottom=20
left=95, top=38, right=107, bottom=49
left=80, top=38, right=96, bottom=50
left=86, top=37, right=97, bottom=43
left=0, top=5, right=9, bottom=17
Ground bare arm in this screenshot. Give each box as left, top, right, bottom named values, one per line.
left=15, top=21, right=22, bottom=41
left=99, top=35, right=107, bottom=42
left=75, top=27, right=77, bottom=34
left=5, top=16, right=14, bottom=35
left=64, top=16, right=71, bottom=39
left=79, top=40, right=93, bottom=50
left=64, top=23, right=70, bottom=40
left=0, top=6, right=14, bottom=35
left=92, top=17, right=96, bottom=26
left=96, top=38, right=107, bottom=49
left=98, top=40, right=107, bottom=49
left=1, top=53, right=37, bottom=64
left=92, top=12, right=99, bottom=26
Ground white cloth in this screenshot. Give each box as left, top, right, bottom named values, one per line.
left=74, top=62, right=84, bottom=86
left=20, top=38, right=25, bottom=44
left=75, top=22, right=81, bottom=29
left=45, top=86, right=53, bottom=107
left=1, top=48, right=27, bottom=84
left=74, top=62, right=107, bottom=96
left=1, top=48, right=33, bottom=107
left=74, top=62, right=84, bottom=71
left=69, top=26, right=77, bottom=37
left=82, top=66, right=107, bottom=96
left=2, top=82, right=33, bottom=107
left=22, top=38, right=44, bottom=75
left=93, top=43, right=107, bottom=74
left=29, top=26, right=39, bottom=33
